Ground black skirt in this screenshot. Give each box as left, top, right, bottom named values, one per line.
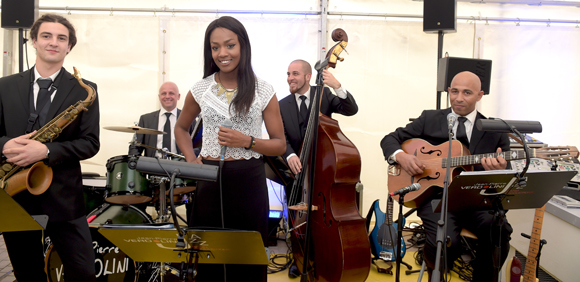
left=189, top=157, right=268, bottom=282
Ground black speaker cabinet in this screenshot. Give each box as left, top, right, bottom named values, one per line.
left=423, top=0, right=457, bottom=33
left=1, top=0, right=38, bottom=29
left=437, top=57, right=492, bottom=95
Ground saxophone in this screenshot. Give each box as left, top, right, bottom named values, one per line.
left=0, top=67, right=97, bottom=196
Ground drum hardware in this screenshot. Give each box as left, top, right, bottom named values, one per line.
left=131, top=140, right=185, bottom=160
left=156, top=178, right=171, bottom=223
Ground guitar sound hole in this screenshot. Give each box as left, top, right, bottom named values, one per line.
left=420, top=146, right=442, bottom=157
left=418, top=172, right=440, bottom=183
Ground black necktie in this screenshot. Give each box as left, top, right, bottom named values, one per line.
left=456, top=116, right=469, bottom=147
left=36, top=78, right=53, bottom=125
left=163, top=112, right=172, bottom=151
left=299, top=96, right=308, bottom=138
left=299, top=95, right=308, bottom=123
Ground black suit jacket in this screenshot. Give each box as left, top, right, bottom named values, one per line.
left=0, top=67, right=100, bottom=222
left=380, top=108, right=510, bottom=171
left=128, top=109, right=191, bottom=157
left=279, top=86, right=358, bottom=161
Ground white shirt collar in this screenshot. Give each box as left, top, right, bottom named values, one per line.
left=34, top=67, right=61, bottom=82
left=452, top=109, right=477, bottom=124
left=294, top=86, right=311, bottom=106
left=160, top=107, right=178, bottom=117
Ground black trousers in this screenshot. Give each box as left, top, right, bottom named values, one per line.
left=189, top=158, right=268, bottom=282
left=418, top=199, right=513, bottom=282
left=3, top=216, right=95, bottom=281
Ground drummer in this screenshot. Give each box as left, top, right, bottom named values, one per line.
left=128, top=81, right=195, bottom=221
left=128, top=81, right=194, bottom=157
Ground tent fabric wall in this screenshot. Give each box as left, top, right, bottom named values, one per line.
left=3, top=1, right=580, bottom=224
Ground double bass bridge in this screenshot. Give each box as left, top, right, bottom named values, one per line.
left=288, top=202, right=319, bottom=211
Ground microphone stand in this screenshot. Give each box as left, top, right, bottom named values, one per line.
left=488, top=119, right=530, bottom=282
left=431, top=122, right=456, bottom=282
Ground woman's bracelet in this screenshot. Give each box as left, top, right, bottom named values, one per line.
left=245, top=136, right=256, bottom=150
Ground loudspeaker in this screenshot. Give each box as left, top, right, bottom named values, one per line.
left=423, top=0, right=457, bottom=33
left=437, top=57, right=493, bottom=95
left=1, top=0, right=38, bottom=29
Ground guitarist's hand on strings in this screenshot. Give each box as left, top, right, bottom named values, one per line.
left=396, top=152, right=426, bottom=176
left=481, top=147, right=507, bottom=171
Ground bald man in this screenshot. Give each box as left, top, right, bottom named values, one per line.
left=380, top=71, right=513, bottom=281
left=129, top=82, right=190, bottom=157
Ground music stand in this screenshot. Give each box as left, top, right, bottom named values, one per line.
left=0, top=189, right=48, bottom=232
left=434, top=170, right=576, bottom=212
left=98, top=225, right=268, bottom=265
left=433, top=169, right=576, bottom=282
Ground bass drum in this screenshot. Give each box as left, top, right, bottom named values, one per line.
left=83, top=175, right=107, bottom=215
left=45, top=204, right=152, bottom=281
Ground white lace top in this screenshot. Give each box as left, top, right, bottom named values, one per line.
left=190, top=73, right=276, bottom=160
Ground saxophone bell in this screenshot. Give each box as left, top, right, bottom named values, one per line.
left=2, top=162, right=53, bottom=196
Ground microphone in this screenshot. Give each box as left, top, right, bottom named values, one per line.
left=476, top=119, right=542, bottom=134
left=220, top=119, right=233, bottom=161
left=390, top=183, right=421, bottom=196
left=447, top=113, right=457, bottom=130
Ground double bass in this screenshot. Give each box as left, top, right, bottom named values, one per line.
left=288, top=28, right=371, bottom=282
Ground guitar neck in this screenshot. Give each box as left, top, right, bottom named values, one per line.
left=523, top=206, right=544, bottom=282
left=444, top=149, right=532, bottom=168
left=386, top=196, right=394, bottom=226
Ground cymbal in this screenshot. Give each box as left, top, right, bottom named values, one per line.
left=81, top=160, right=102, bottom=166
left=104, top=125, right=166, bottom=135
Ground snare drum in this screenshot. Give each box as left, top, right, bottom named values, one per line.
left=173, top=178, right=196, bottom=195
left=45, top=204, right=152, bottom=282
left=105, top=155, right=152, bottom=205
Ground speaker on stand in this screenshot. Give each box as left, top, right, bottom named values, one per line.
left=1, top=0, right=39, bottom=73
left=423, top=0, right=457, bottom=109
left=437, top=57, right=493, bottom=95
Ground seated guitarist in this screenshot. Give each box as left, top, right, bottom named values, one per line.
left=380, top=71, right=513, bottom=282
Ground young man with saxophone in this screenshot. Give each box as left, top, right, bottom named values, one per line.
left=0, top=14, right=99, bottom=281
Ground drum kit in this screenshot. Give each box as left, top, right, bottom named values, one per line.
left=45, top=125, right=196, bottom=282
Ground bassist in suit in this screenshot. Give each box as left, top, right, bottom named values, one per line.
left=279, top=59, right=358, bottom=278
left=380, top=71, right=513, bottom=281
left=280, top=60, right=358, bottom=176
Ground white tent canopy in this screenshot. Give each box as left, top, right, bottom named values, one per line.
left=3, top=0, right=580, bottom=237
